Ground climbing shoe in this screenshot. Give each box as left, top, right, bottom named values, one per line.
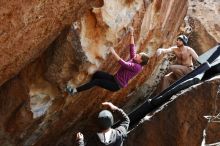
left=65, top=85, right=77, bottom=96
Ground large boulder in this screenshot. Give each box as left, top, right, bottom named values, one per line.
left=125, top=77, right=220, bottom=146
left=3, top=0, right=219, bottom=145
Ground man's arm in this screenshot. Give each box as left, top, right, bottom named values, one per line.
left=102, top=102, right=130, bottom=137
left=156, top=46, right=175, bottom=56
left=114, top=108, right=130, bottom=132
left=188, top=47, right=199, bottom=61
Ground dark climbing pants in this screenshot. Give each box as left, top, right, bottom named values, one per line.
left=76, top=71, right=121, bottom=92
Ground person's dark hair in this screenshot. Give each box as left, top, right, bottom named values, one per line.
left=97, top=110, right=114, bottom=130
left=140, top=52, right=149, bottom=66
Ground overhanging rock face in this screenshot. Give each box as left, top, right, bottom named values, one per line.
left=6, top=0, right=220, bottom=146
left=0, top=0, right=89, bottom=87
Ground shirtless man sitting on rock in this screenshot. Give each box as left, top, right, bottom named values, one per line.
left=156, top=35, right=199, bottom=91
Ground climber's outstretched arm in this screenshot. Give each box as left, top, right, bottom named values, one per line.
left=110, top=47, right=121, bottom=61
left=156, top=47, right=175, bottom=56
left=129, top=27, right=134, bottom=45
left=128, top=26, right=136, bottom=59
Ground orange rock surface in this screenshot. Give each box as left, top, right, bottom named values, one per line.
left=0, top=0, right=219, bottom=145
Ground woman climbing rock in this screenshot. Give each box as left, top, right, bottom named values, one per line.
left=65, top=27, right=149, bottom=95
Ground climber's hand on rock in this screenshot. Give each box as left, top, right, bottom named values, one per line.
left=109, top=47, right=116, bottom=54
left=128, top=26, right=134, bottom=34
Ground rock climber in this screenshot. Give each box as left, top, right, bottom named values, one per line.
left=65, top=27, right=149, bottom=95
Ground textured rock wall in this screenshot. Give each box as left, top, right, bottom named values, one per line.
left=125, top=77, right=220, bottom=146
left=125, top=0, right=220, bottom=145
left=2, top=0, right=215, bottom=145
left=0, top=0, right=88, bottom=87
left=186, top=0, right=220, bottom=53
